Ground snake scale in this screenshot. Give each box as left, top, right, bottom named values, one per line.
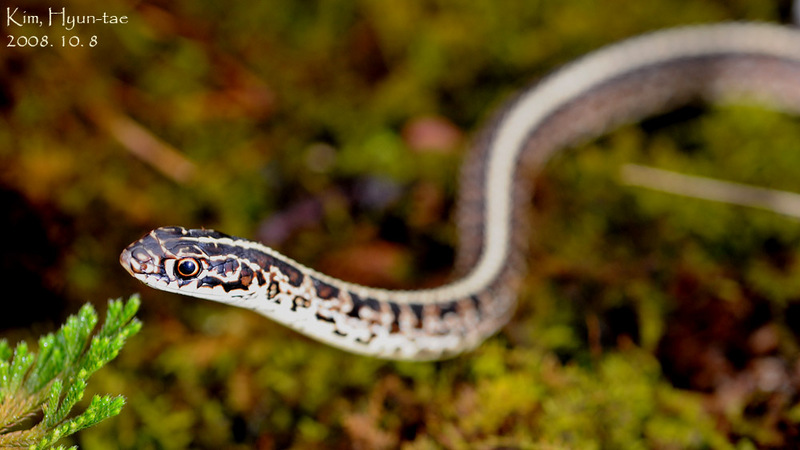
left=120, top=21, right=800, bottom=360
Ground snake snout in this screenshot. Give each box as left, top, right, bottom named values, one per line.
left=120, top=244, right=158, bottom=276
left=119, top=248, right=137, bottom=275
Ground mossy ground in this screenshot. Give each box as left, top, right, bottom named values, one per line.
left=1, top=0, right=799, bottom=448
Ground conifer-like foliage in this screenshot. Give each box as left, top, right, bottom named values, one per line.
left=0, top=296, right=141, bottom=449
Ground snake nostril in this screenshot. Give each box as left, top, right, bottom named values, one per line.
left=119, top=249, right=136, bottom=274
left=120, top=246, right=157, bottom=275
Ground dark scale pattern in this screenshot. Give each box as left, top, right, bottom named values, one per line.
left=239, top=265, right=255, bottom=287
left=388, top=302, right=402, bottom=332
left=348, top=294, right=381, bottom=319
left=408, top=303, right=425, bottom=323
left=292, top=296, right=311, bottom=311
left=255, top=270, right=267, bottom=287
left=267, top=280, right=279, bottom=299
left=198, top=276, right=249, bottom=293
left=312, top=277, right=340, bottom=299
left=271, top=258, right=304, bottom=286
left=166, top=241, right=205, bottom=257
left=236, top=248, right=271, bottom=271
left=315, top=313, right=335, bottom=324
left=211, top=259, right=240, bottom=276
left=437, top=301, right=458, bottom=317
left=186, top=228, right=231, bottom=240
left=468, top=295, right=483, bottom=312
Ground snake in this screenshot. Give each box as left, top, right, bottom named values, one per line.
left=120, top=21, right=800, bottom=361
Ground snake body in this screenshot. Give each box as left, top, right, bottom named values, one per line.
left=121, top=23, right=800, bottom=360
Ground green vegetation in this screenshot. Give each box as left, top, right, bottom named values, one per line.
left=0, top=297, right=141, bottom=449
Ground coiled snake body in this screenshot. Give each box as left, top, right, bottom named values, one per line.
left=121, top=23, right=800, bottom=360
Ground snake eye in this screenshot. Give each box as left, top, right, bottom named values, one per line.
left=175, top=258, right=201, bottom=278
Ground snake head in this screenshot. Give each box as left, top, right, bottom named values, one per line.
left=120, top=226, right=267, bottom=302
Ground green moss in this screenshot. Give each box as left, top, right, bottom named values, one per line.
left=4, top=0, right=798, bottom=448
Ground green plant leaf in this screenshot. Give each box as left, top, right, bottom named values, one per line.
left=0, top=296, right=141, bottom=449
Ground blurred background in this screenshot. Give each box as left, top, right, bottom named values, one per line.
left=2, top=0, right=800, bottom=447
